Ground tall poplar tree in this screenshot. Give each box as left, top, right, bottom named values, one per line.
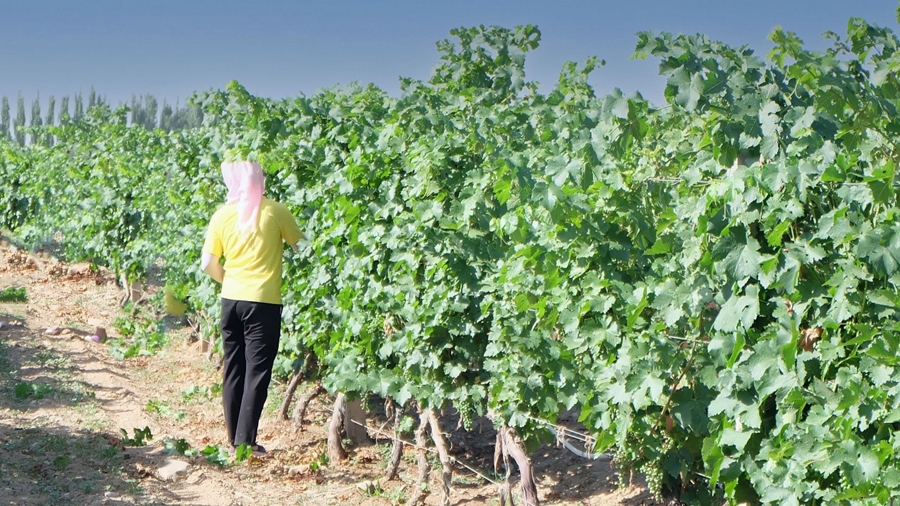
left=168, top=100, right=205, bottom=130
left=88, top=87, right=96, bottom=109
left=143, top=94, right=158, bottom=129
left=185, top=103, right=204, bottom=129
left=14, top=94, right=26, bottom=145
left=44, top=95, right=56, bottom=145
left=59, top=96, right=70, bottom=125
left=0, top=97, right=9, bottom=140
left=159, top=100, right=173, bottom=132
left=73, top=93, right=83, bottom=119
left=130, top=94, right=141, bottom=127
left=130, top=94, right=160, bottom=130
left=30, top=94, right=42, bottom=145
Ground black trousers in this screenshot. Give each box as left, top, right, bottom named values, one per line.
left=220, top=298, right=282, bottom=447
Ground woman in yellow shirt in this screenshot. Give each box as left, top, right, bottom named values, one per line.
left=201, top=160, right=302, bottom=455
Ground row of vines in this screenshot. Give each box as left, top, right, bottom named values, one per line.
left=2, top=16, right=900, bottom=505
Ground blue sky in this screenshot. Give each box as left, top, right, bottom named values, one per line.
left=2, top=1, right=898, bottom=110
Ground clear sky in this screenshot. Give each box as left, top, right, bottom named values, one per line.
left=2, top=0, right=898, bottom=110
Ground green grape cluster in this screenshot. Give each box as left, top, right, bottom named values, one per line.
left=456, top=397, right=475, bottom=431
left=838, top=471, right=851, bottom=492
left=640, top=462, right=665, bottom=501
left=661, top=434, right=674, bottom=453
left=612, top=442, right=641, bottom=490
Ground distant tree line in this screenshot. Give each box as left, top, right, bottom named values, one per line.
left=0, top=88, right=205, bottom=145
left=130, top=94, right=205, bottom=132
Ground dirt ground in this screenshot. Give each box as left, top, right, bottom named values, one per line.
left=0, top=239, right=663, bottom=506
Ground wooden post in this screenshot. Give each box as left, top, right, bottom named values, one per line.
left=343, top=398, right=371, bottom=445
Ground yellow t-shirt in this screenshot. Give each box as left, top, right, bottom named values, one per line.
left=203, top=198, right=303, bottom=305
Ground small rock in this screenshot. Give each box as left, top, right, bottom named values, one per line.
left=287, top=465, right=306, bottom=476
left=0, top=322, right=6, bottom=331
left=94, top=327, right=108, bottom=341
left=45, top=326, right=63, bottom=335
left=357, top=480, right=381, bottom=494
left=158, top=459, right=190, bottom=482
left=102, top=491, right=122, bottom=503
left=84, top=334, right=102, bottom=343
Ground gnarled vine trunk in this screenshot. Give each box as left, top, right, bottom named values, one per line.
left=382, top=397, right=404, bottom=482
left=279, top=352, right=318, bottom=421
left=427, top=408, right=452, bottom=506
left=327, top=393, right=348, bottom=462
left=278, top=369, right=305, bottom=420
left=292, top=381, right=325, bottom=429
left=406, top=409, right=431, bottom=506
left=495, top=431, right=513, bottom=506
left=496, top=426, right=539, bottom=506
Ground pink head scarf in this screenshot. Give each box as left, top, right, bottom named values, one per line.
left=221, top=160, right=265, bottom=236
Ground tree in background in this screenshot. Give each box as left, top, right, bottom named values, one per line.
left=130, top=94, right=159, bottom=130
left=59, top=96, right=70, bottom=125
left=14, top=94, right=25, bottom=145
left=156, top=97, right=203, bottom=131
left=159, top=100, right=174, bottom=131
left=0, top=97, right=9, bottom=140
left=2, top=90, right=203, bottom=137
left=144, top=94, right=158, bottom=129
left=130, top=95, right=141, bottom=127
left=44, top=95, right=55, bottom=146
left=30, top=94, right=42, bottom=146
left=73, top=93, right=84, bottom=119
left=182, top=102, right=204, bottom=129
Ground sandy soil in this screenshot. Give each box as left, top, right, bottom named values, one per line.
left=0, top=239, right=664, bottom=506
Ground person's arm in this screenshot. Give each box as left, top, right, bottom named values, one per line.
left=201, top=252, right=225, bottom=284
left=277, top=201, right=303, bottom=255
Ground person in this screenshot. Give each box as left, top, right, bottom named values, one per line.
left=201, top=160, right=302, bottom=455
